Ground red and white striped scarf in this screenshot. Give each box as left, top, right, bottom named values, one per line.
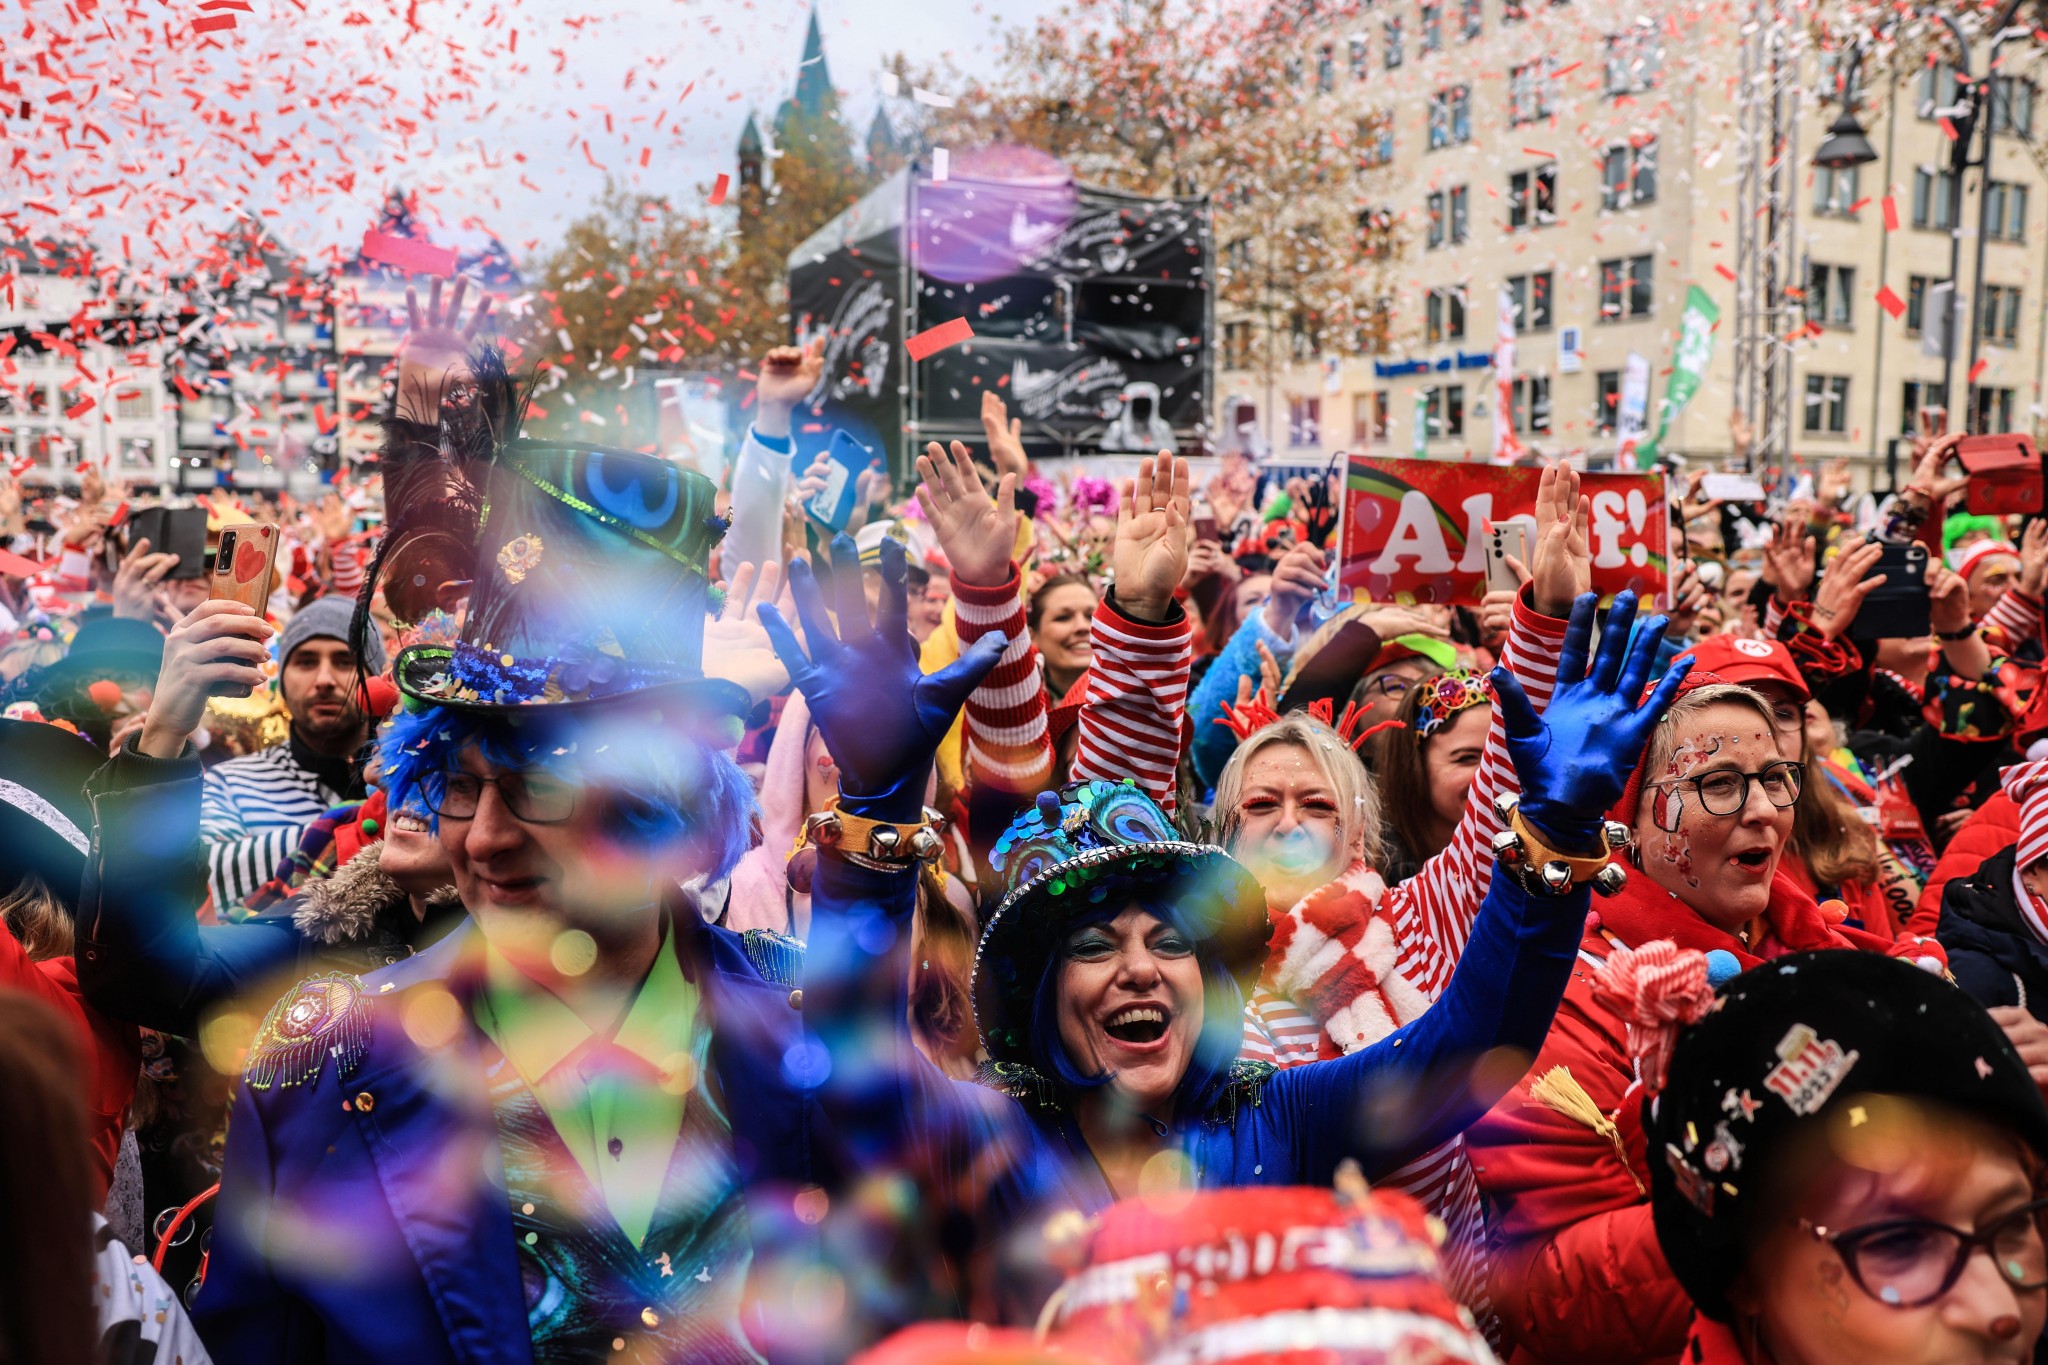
left=2002, top=759, right=2048, bottom=942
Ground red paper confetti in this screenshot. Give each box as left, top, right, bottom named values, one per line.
left=65, top=397, right=95, bottom=420
left=709, top=172, right=730, bottom=207
left=1714, top=264, right=1737, bottom=282
left=0, top=551, right=46, bottom=578
left=1882, top=196, right=1899, bottom=231
left=191, top=13, right=238, bottom=33
left=906, top=317, right=975, bottom=362
left=358, top=230, right=458, bottom=279
left=1876, top=285, right=1905, bottom=320
left=1970, top=358, right=1990, bottom=384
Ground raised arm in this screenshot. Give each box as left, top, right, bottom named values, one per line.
left=1073, top=451, right=1193, bottom=811
left=726, top=339, right=825, bottom=573
left=1272, top=590, right=1690, bottom=1185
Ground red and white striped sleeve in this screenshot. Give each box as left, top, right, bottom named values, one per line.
left=1762, top=596, right=1787, bottom=638
left=1983, top=588, right=2043, bottom=646
left=329, top=535, right=368, bottom=598
left=1381, top=586, right=1568, bottom=1000
left=1071, top=594, right=1194, bottom=813
left=951, top=568, right=1052, bottom=795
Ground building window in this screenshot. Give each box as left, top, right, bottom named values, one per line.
left=1988, top=181, right=2029, bottom=240
left=1972, top=385, right=2016, bottom=433
left=1601, top=139, right=1657, bottom=209
left=1222, top=320, right=1255, bottom=371
left=1905, top=275, right=1933, bottom=334
left=1425, top=384, right=1466, bottom=438
left=1509, top=60, right=1553, bottom=125
left=25, top=383, right=52, bottom=416
left=1912, top=168, right=1958, bottom=229
left=1429, top=86, right=1472, bottom=148
left=118, top=436, right=155, bottom=469
left=1599, top=255, right=1654, bottom=320
left=1461, top=0, right=1482, bottom=39
left=1806, top=263, right=1855, bottom=329
left=1503, top=0, right=1528, bottom=21
left=1316, top=43, right=1337, bottom=92
left=113, top=389, right=153, bottom=420
left=1421, top=2, right=1443, bottom=51
left=1358, top=207, right=1396, bottom=259
left=1426, top=186, right=1470, bottom=247
left=1919, top=63, right=1961, bottom=117
left=1289, top=311, right=1320, bottom=361
left=1512, top=375, right=1553, bottom=434
left=1902, top=380, right=1933, bottom=434
left=1604, top=29, right=1661, bottom=94
left=1224, top=237, right=1254, bottom=275
left=1979, top=283, right=2022, bottom=345
left=1358, top=111, right=1395, bottom=169
left=1349, top=35, right=1370, bottom=79
left=1386, top=15, right=1404, bottom=67
left=1426, top=286, right=1468, bottom=343
left=1596, top=370, right=1621, bottom=434
left=1356, top=297, right=1395, bottom=354
left=1803, top=374, right=1850, bottom=435
left=1354, top=391, right=1391, bottom=443
left=1509, top=163, right=1558, bottom=230
left=1814, top=164, right=1859, bottom=217
left=1993, top=76, right=2035, bottom=136
left=1508, top=270, right=1554, bottom=330
left=1288, top=396, right=1323, bottom=447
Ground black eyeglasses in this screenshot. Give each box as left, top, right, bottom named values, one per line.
left=1364, top=675, right=1412, bottom=698
left=1802, top=1198, right=2048, bottom=1308
left=1645, top=760, right=1804, bottom=818
left=424, top=769, right=578, bottom=824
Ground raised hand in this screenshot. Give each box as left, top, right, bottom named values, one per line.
left=396, top=276, right=494, bottom=424
left=703, top=560, right=795, bottom=707
left=980, top=391, right=1029, bottom=478
left=758, top=534, right=1006, bottom=822
left=1491, top=591, right=1690, bottom=851
left=754, top=337, right=826, bottom=440
left=1527, top=461, right=1590, bottom=617
left=1808, top=536, right=1887, bottom=641
left=1904, top=432, right=1971, bottom=514
left=137, top=601, right=276, bottom=760
left=1666, top=559, right=1711, bottom=639
left=110, top=536, right=178, bottom=622
left=1262, top=539, right=1327, bottom=638
left=2019, top=517, right=2048, bottom=599
left=1109, top=450, right=1191, bottom=623
left=1760, top=519, right=1816, bottom=601
left=915, top=439, right=1019, bottom=589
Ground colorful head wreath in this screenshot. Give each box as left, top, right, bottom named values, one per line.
left=1413, top=669, right=1492, bottom=739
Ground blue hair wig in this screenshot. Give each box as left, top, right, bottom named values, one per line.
left=377, top=701, right=757, bottom=882
left=1024, top=895, right=1247, bottom=1122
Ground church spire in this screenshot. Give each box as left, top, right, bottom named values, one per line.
left=791, top=6, right=832, bottom=122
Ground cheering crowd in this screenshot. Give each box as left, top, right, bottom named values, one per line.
left=6, top=287, right=2048, bottom=1365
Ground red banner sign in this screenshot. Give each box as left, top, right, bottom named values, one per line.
left=1337, top=455, right=1670, bottom=606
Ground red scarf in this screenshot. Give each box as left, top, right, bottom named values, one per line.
left=1591, top=855, right=1924, bottom=970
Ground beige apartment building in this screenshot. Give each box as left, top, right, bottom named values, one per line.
left=1214, top=0, right=2048, bottom=482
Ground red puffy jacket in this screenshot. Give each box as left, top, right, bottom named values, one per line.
left=1912, top=790, right=2021, bottom=938
left=1467, top=866, right=1934, bottom=1364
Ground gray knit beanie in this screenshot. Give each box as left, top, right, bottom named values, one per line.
left=278, top=596, right=387, bottom=674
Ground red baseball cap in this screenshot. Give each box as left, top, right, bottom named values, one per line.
left=1680, top=634, right=1809, bottom=702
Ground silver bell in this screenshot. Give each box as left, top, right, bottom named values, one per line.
left=1492, top=791, right=1521, bottom=823
left=1591, top=863, right=1629, bottom=897
left=909, top=826, right=945, bottom=861
left=806, top=813, right=842, bottom=847
left=1602, top=820, right=1632, bottom=850
left=1490, top=829, right=1525, bottom=865
left=1540, top=860, right=1574, bottom=892
left=869, top=825, right=902, bottom=857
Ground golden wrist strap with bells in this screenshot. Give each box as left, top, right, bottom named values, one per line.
left=802, top=800, right=948, bottom=873
left=1488, top=792, right=1630, bottom=897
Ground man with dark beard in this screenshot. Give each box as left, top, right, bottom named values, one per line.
left=198, top=595, right=384, bottom=909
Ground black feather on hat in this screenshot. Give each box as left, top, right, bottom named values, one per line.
left=1645, top=950, right=2048, bottom=1322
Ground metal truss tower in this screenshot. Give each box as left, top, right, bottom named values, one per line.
left=1731, top=0, right=1802, bottom=471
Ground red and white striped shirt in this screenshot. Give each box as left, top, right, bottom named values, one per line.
left=952, top=569, right=1053, bottom=794
left=1072, top=594, right=1194, bottom=813
left=1984, top=587, right=2043, bottom=647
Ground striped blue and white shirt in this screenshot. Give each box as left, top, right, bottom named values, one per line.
left=200, top=741, right=340, bottom=912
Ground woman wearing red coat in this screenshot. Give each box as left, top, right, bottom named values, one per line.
left=1466, top=672, right=1945, bottom=1365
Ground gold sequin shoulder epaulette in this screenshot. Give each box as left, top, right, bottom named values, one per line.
left=244, top=972, right=372, bottom=1091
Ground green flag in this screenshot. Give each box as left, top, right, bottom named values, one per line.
left=1636, top=285, right=1721, bottom=468
left=1412, top=389, right=1431, bottom=457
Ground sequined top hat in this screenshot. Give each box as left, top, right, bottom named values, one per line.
left=973, top=780, right=1269, bottom=1065
left=390, top=440, right=745, bottom=713
left=359, top=346, right=748, bottom=716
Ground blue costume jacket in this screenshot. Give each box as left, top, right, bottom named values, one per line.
left=192, top=905, right=816, bottom=1365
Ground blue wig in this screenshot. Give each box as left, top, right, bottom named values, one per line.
left=377, top=702, right=758, bottom=882
left=1024, top=895, right=1247, bottom=1123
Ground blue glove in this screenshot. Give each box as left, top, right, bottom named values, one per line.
left=758, top=534, right=1007, bottom=823
left=1490, top=590, right=1691, bottom=850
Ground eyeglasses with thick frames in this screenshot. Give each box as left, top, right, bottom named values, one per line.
left=1801, top=1197, right=2048, bottom=1309
left=423, top=769, right=579, bottom=824
left=1644, top=760, right=1804, bottom=819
